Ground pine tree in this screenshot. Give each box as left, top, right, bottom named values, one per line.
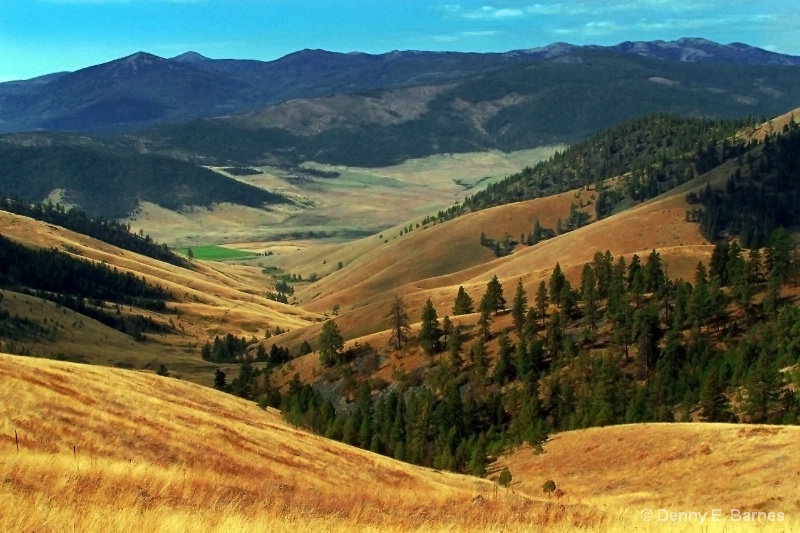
left=549, top=263, right=566, bottom=307
left=744, top=351, right=780, bottom=423
left=470, top=339, right=490, bottom=393
left=634, top=306, right=662, bottom=383
left=511, top=278, right=528, bottom=337
left=388, top=295, right=411, bottom=350
left=493, top=333, right=516, bottom=385
left=498, top=467, right=513, bottom=487
left=483, top=275, right=506, bottom=315
left=699, top=366, right=735, bottom=422
left=580, top=263, right=599, bottom=331
left=418, top=297, right=441, bottom=354
left=535, top=280, right=549, bottom=328
left=452, top=286, right=474, bottom=315
left=213, top=368, right=227, bottom=391
left=478, top=296, right=493, bottom=341
left=318, top=319, right=345, bottom=367
left=441, top=315, right=453, bottom=347
left=447, top=324, right=464, bottom=369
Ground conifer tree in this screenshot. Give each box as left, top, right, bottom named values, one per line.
left=452, top=286, right=474, bottom=315
left=388, top=295, right=411, bottom=350
left=483, top=275, right=506, bottom=315
left=744, top=351, right=780, bottom=423
left=493, top=333, right=516, bottom=385
left=478, top=295, right=493, bottom=341
left=511, top=278, right=528, bottom=337
left=699, top=366, right=735, bottom=422
left=447, top=324, right=464, bottom=369
left=318, top=319, right=345, bottom=367
left=213, top=368, right=227, bottom=391
left=498, top=467, right=513, bottom=487
left=549, top=263, right=566, bottom=307
left=418, top=297, right=441, bottom=354
left=441, top=315, right=453, bottom=347
left=580, top=263, right=599, bottom=331
left=535, top=280, right=549, bottom=328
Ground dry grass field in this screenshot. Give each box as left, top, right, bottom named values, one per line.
left=2, top=353, right=796, bottom=532
left=497, top=423, right=800, bottom=530
left=0, top=210, right=321, bottom=383
left=124, top=147, right=563, bottom=247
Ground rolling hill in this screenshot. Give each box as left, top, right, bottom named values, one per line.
left=2, top=353, right=797, bottom=532
left=0, top=208, right=319, bottom=384
left=0, top=136, right=288, bottom=218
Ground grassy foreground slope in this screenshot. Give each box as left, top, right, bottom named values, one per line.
left=498, top=423, right=800, bottom=525
left=2, top=353, right=796, bottom=532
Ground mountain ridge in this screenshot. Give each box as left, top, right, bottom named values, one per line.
left=1, top=38, right=798, bottom=135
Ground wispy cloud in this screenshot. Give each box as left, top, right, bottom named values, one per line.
left=433, top=29, right=499, bottom=42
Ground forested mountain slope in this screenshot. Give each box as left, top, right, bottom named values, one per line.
left=147, top=51, right=800, bottom=167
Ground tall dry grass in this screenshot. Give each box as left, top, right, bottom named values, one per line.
left=1, top=353, right=797, bottom=532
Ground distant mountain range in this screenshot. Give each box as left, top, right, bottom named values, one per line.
left=1, top=38, right=799, bottom=135
left=2, top=38, right=800, bottom=217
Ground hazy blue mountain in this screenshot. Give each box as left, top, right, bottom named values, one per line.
left=1, top=39, right=798, bottom=135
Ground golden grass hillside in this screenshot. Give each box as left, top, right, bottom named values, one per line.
left=2, top=353, right=795, bottom=532
left=258, top=172, right=712, bottom=355
left=496, top=423, right=800, bottom=529
left=0, top=210, right=322, bottom=383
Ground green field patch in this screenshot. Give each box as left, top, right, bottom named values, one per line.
left=179, top=245, right=259, bottom=261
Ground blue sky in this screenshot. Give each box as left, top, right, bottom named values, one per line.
left=1, top=0, right=799, bottom=82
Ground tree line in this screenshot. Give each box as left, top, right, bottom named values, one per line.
left=0, top=194, right=187, bottom=267
left=270, top=233, right=800, bottom=476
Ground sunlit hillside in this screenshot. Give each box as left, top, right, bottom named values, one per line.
left=2, top=353, right=794, bottom=532
left=259, top=164, right=714, bottom=354
left=497, top=423, right=800, bottom=527
left=0, top=210, right=321, bottom=384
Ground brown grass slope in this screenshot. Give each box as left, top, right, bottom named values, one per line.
left=265, top=168, right=714, bottom=355
left=0, top=353, right=585, bottom=532
left=2, top=353, right=794, bottom=532
left=496, top=423, right=800, bottom=525
left=0, top=210, right=322, bottom=382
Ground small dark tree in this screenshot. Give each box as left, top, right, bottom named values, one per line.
left=478, top=296, right=493, bottom=341
left=542, top=479, right=557, bottom=497
left=483, top=275, right=506, bottom=315
left=298, top=340, right=313, bottom=356
left=498, top=466, right=513, bottom=487
left=213, top=368, right=227, bottom=391
left=418, top=297, right=441, bottom=354
left=452, top=286, right=474, bottom=315
left=388, top=295, right=411, bottom=350
left=156, top=363, right=169, bottom=377
left=319, top=319, right=345, bottom=367
left=535, top=280, right=549, bottom=328
left=549, top=263, right=566, bottom=306
left=441, top=315, right=453, bottom=347
left=511, top=278, right=528, bottom=337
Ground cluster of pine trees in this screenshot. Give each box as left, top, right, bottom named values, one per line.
left=0, top=234, right=169, bottom=306
left=687, top=121, right=800, bottom=248
left=271, top=231, right=800, bottom=475
left=0, top=234, right=171, bottom=341
left=462, top=114, right=751, bottom=212
left=0, top=195, right=187, bottom=267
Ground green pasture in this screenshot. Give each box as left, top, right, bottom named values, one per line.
left=179, top=245, right=259, bottom=261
